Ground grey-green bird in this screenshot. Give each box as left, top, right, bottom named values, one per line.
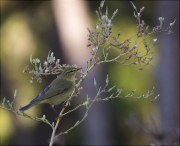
left=19, top=67, right=81, bottom=112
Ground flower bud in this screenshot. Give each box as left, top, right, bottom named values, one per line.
left=95, top=25, right=99, bottom=29
left=153, top=38, right=157, bottom=43
left=51, top=52, right=54, bottom=57
left=140, top=7, right=145, bottom=13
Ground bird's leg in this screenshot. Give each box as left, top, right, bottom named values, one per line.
left=50, top=105, right=61, bottom=120
left=55, top=102, right=68, bottom=120
left=55, top=99, right=73, bottom=120
left=50, top=105, right=60, bottom=116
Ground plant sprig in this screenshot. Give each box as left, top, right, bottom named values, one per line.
left=0, top=90, right=55, bottom=130
left=0, top=1, right=176, bottom=146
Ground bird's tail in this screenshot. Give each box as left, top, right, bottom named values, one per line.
left=19, top=102, right=36, bottom=112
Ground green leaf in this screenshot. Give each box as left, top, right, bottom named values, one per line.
left=30, top=55, right=32, bottom=63
left=125, top=93, right=131, bottom=97
left=84, top=101, right=89, bottom=109
left=106, top=74, right=109, bottom=84
left=74, top=121, right=79, bottom=126
left=42, top=115, right=46, bottom=120
left=86, top=94, right=90, bottom=101
left=170, top=19, right=176, bottom=26
left=52, top=122, right=54, bottom=127
left=94, top=78, right=97, bottom=87
left=39, top=63, right=43, bottom=72
left=116, top=89, right=122, bottom=97
left=84, top=113, right=88, bottom=118
left=106, top=6, right=108, bottom=17
left=138, top=95, right=144, bottom=98
left=108, top=85, right=116, bottom=92
left=1, top=97, right=6, bottom=108
left=47, top=50, right=51, bottom=61
left=146, top=47, right=150, bottom=53
left=148, top=56, right=153, bottom=61
left=100, top=0, right=105, bottom=8
left=150, top=94, right=160, bottom=102
left=130, top=1, right=137, bottom=12
left=6, top=100, right=12, bottom=110
left=145, top=90, right=150, bottom=98
left=14, top=90, right=17, bottom=98
left=34, top=62, right=38, bottom=71
left=109, top=93, right=114, bottom=98
left=103, top=98, right=109, bottom=100
left=84, top=95, right=90, bottom=109
left=97, top=86, right=102, bottom=96
left=36, top=58, right=40, bottom=63
left=142, top=57, right=146, bottom=62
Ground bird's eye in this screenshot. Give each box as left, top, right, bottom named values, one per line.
left=66, top=70, right=75, bottom=76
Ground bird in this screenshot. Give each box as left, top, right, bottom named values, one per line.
left=19, top=66, right=81, bottom=112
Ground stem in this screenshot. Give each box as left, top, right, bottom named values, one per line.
left=49, top=89, right=75, bottom=146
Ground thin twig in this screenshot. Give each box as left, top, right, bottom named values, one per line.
left=49, top=88, right=75, bottom=146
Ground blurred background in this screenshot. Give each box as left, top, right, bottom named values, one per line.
left=1, top=1, right=179, bottom=145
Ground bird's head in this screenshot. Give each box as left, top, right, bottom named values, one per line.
left=60, top=67, right=82, bottom=81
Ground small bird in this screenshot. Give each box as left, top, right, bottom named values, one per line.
left=19, top=66, right=81, bottom=112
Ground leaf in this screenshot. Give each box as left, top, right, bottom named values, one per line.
left=148, top=56, right=153, bottom=61
left=146, top=47, right=150, bottom=53
left=150, top=94, right=160, bottom=102
left=30, top=55, right=32, bottom=63
left=52, top=122, right=54, bottom=127
left=94, top=78, right=97, bottom=87
left=100, top=0, right=105, bottom=8
left=84, top=113, right=88, bottom=118
left=103, top=98, right=109, bottom=100
left=74, top=121, right=79, bottom=126
left=106, top=6, right=108, bottom=17
left=106, top=74, right=109, bottom=84
left=108, top=85, right=116, bottom=92
left=14, top=90, right=17, bottom=98
left=47, top=50, right=51, bottom=61
left=109, top=93, right=114, bottom=98
left=1, top=97, right=6, bottom=108
left=145, top=90, right=150, bottom=98
left=36, top=58, right=40, bottom=63
left=97, top=86, right=102, bottom=96
left=116, top=89, right=122, bottom=97
left=86, top=94, right=90, bottom=101
left=145, top=25, right=149, bottom=31
left=6, top=100, right=12, bottom=110
left=130, top=1, right=137, bottom=12
left=39, top=63, right=43, bottom=73
left=42, top=115, right=46, bottom=120
left=125, top=93, right=131, bottom=97
left=138, top=95, right=144, bottom=98
left=170, top=19, right=176, bottom=26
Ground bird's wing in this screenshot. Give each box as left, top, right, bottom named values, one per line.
left=30, top=81, right=72, bottom=103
